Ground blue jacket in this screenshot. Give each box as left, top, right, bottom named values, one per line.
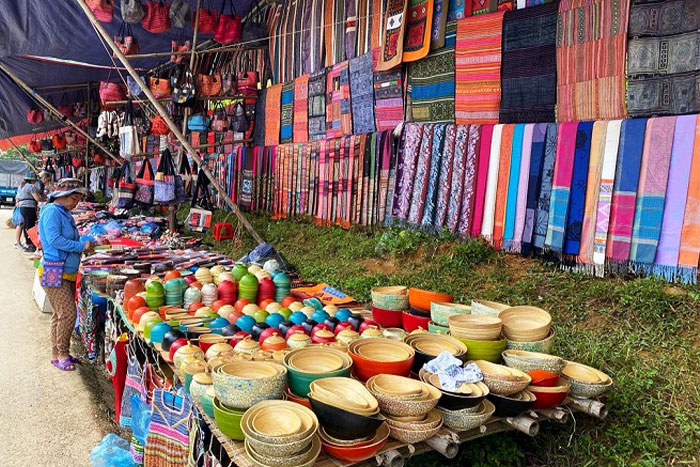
left=38, top=203, right=88, bottom=274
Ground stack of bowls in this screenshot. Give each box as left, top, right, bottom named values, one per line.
left=145, top=281, right=165, bottom=311
left=430, top=302, right=471, bottom=328
left=195, top=267, right=213, bottom=284
left=419, top=368, right=490, bottom=411
left=371, top=286, right=408, bottom=328
left=499, top=306, right=552, bottom=344
left=366, top=374, right=440, bottom=417
left=408, top=288, right=453, bottom=312
left=242, top=400, right=321, bottom=467
left=238, top=274, right=259, bottom=302
left=283, top=347, right=353, bottom=397
left=384, top=409, right=443, bottom=443
left=183, top=287, right=202, bottom=308
left=438, top=398, right=495, bottom=432
left=232, top=264, right=248, bottom=281
left=487, top=389, right=537, bottom=417
left=347, top=338, right=415, bottom=381
left=218, top=271, right=235, bottom=284
left=448, top=315, right=505, bottom=363
left=404, top=333, right=468, bottom=374
left=212, top=361, right=287, bottom=409
left=213, top=396, right=246, bottom=440
left=561, top=362, right=613, bottom=398
left=470, top=299, right=510, bottom=316
left=273, top=272, right=291, bottom=303
left=210, top=265, right=225, bottom=284
left=201, top=283, right=218, bottom=307
left=217, top=280, right=237, bottom=305
left=164, top=279, right=184, bottom=306
left=308, top=377, right=384, bottom=442
left=320, top=421, right=390, bottom=463
left=526, top=371, right=570, bottom=409
left=123, top=278, right=145, bottom=307
left=472, top=360, right=532, bottom=396
left=257, top=277, right=276, bottom=306
left=502, top=350, right=566, bottom=373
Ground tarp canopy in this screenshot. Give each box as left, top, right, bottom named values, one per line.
left=0, top=0, right=259, bottom=139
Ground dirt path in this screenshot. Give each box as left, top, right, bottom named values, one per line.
left=0, top=209, right=106, bottom=467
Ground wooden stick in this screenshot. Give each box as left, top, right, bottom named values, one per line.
left=568, top=398, right=608, bottom=420
left=75, top=0, right=265, bottom=245
left=504, top=415, right=539, bottom=436
left=0, top=62, right=122, bottom=166
left=103, top=95, right=251, bottom=106
left=425, top=434, right=459, bottom=459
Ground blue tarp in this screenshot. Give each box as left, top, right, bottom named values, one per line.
left=0, top=0, right=257, bottom=139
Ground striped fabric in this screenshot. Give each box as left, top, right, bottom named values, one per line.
left=265, top=84, right=282, bottom=147
left=373, top=49, right=405, bottom=132
left=143, top=389, right=191, bottom=467
left=455, top=11, right=505, bottom=124
left=293, top=75, right=310, bottom=143
left=326, top=62, right=353, bottom=138
left=280, top=82, right=295, bottom=144
left=556, top=0, right=631, bottom=121
left=308, top=70, right=327, bottom=141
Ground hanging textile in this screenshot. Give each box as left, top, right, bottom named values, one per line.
left=349, top=52, right=377, bottom=134
left=628, top=0, right=700, bottom=36
left=373, top=53, right=405, bottom=132
left=280, top=82, right=295, bottom=144
left=653, top=115, right=698, bottom=280
left=265, top=84, right=282, bottom=146
left=430, top=0, right=449, bottom=50
left=308, top=70, right=327, bottom=141
left=532, top=122, right=558, bottom=250
left=434, top=124, right=457, bottom=228
left=392, top=123, right=424, bottom=220
left=326, top=61, right=353, bottom=138
left=521, top=123, right=547, bottom=253
left=254, top=88, right=267, bottom=146
left=344, top=0, right=358, bottom=61
left=471, top=124, right=493, bottom=238
left=303, top=0, right=326, bottom=75
left=678, top=118, right=700, bottom=283
left=556, top=0, right=631, bottom=121
left=457, top=124, right=481, bottom=237
left=492, top=124, right=514, bottom=249
left=511, top=124, right=534, bottom=253
left=325, top=0, right=347, bottom=66
left=356, top=0, right=372, bottom=56
left=499, top=2, right=558, bottom=123
left=143, top=389, right=191, bottom=467
left=627, top=74, right=700, bottom=118
left=293, top=75, right=310, bottom=143
left=448, top=0, right=471, bottom=21
left=472, top=0, right=497, bottom=15
left=503, top=124, right=525, bottom=250
left=455, top=11, right=505, bottom=124
left=446, top=125, right=469, bottom=232
left=408, top=123, right=435, bottom=225
left=402, top=0, right=434, bottom=62
left=377, top=0, right=408, bottom=70
left=268, top=4, right=283, bottom=83
left=629, top=117, right=677, bottom=271
left=421, top=124, right=446, bottom=227
left=562, top=121, right=593, bottom=257
left=480, top=124, right=503, bottom=240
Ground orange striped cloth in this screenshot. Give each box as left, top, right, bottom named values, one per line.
left=678, top=119, right=700, bottom=275
left=492, top=123, right=514, bottom=248
left=293, top=75, right=309, bottom=143
left=556, top=0, right=630, bottom=122
left=265, top=84, right=282, bottom=147
left=455, top=11, right=505, bottom=124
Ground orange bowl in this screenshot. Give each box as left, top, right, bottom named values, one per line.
left=349, top=350, right=414, bottom=382
left=408, top=288, right=453, bottom=312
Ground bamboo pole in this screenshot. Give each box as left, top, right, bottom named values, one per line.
left=85, top=82, right=92, bottom=187
left=0, top=62, right=122, bottom=166
left=122, top=43, right=266, bottom=60
left=75, top=0, right=265, bottom=245
left=103, top=95, right=250, bottom=106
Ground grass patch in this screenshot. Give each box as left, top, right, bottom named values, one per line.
left=179, top=209, right=700, bottom=466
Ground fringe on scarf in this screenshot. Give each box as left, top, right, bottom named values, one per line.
left=652, top=264, right=699, bottom=284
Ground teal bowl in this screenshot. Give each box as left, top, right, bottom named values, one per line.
left=213, top=397, right=245, bottom=440
left=286, top=365, right=352, bottom=398
left=428, top=321, right=449, bottom=335
left=201, top=391, right=215, bottom=418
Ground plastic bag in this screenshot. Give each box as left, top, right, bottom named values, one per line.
left=140, top=222, right=161, bottom=237
left=130, top=394, right=152, bottom=446
left=90, top=433, right=134, bottom=467
left=11, top=207, right=24, bottom=227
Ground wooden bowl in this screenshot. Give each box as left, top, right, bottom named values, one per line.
left=384, top=408, right=443, bottom=430
left=449, top=314, right=503, bottom=341
left=505, top=329, right=556, bottom=353
left=502, top=349, right=566, bottom=374
left=368, top=374, right=424, bottom=397
left=472, top=360, right=531, bottom=396
left=470, top=299, right=510, bottom=316
left=487, top=390, right=536, bottom=417
left=371, top=286, right=409, bottom=311
left=430, top=302, right=472, bottom=327
left=242, top=400, right=318, bottom=445
left=251, top=407, right=303, bottom=438
left=286, top=347, right=350, bottom=373
left=309, top=377, right=378, bottom=415
left=561, top=361, right=613, bottom=398
left=349, top=339, right=415, bottom=362
left=499, top=307, right=552, bottom=342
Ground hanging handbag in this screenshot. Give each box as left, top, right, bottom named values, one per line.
left=126, top=75, right=145, bottom=97
left=187, top=112, right=210, bottom=132
left=27, top=108, right=44, bottom=124
left=170, top=40, right=191, bottom=64
left=149, top=76, right=171, bottom=98
left=221, top=72, right=235, bottom=95
left=57, top=93, right=74, bottom=118
left=134, top=157, right=155, bottom=205
left=114, top=22, right=140, bottom=56
left=41, top=260, right=65, bottom=288
left=196, top=74, right=221, bottom=97
left=116, top=162, right=136, bottom=209
left=142, top=0, right=170, bottom=33
left=40, top=133, right=54, bottom=152
left=93, top=151, right=107, bottom=165
left=174, top=154, right=191, bottom=203
left=151, top=115, right=171, bottom=135
left=154, top=149, right=176, bottom=203
left=230, top=102, right=249, bottom=133
left=236, top=71, right=258, bottom=96
left=73, top=91, right=87, bottom=119
left=169, top=0, right=190, bottom=28
left=187, top=168, right=213, bottom=232
left=65, top=131, right=77, bottom=145
left=171, top=67, right=196, bottom=104
left=211, top=101, right=230, bottom=132
left=122, top=0, right=146, bottom=23
left=87, top=0, right=114, bottom=22
left=72, top=155, right=84, bottom=168
left=214, top=0, right=242, bottom=45
left=193, top=1, right=218, bottom=34
left=52, top=133, right=67, bottom=151
left=28, top=135, right=41, bottom=153
left=99, top=81, right=127, bottom=109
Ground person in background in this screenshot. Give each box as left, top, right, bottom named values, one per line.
left=38, top=171, right=54, bottom=197
left=15, top=173, right=45, bottom=252
left=38, top=186, right=94, bottom=372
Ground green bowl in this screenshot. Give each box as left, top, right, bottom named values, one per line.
left=285, top=365, right=352, bottom=397
left=428, top=321, right=449, bottom=335
left=201, top=392, right=215, bottom=418
left=505, top=330, right=555, bottom=354
left=213, top=397, right=245, bottom=440
left=453, top=336, right=507, bottom=363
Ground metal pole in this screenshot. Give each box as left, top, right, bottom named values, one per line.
left=0, top=61, right=122, bottom=166
left=85, top=82, right=91, bottom=187
left=5, top=138, right=40, bottom=173
left=74, top=0, right=265, bottom=245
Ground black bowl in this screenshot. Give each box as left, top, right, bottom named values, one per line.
left=309, top=397, right=385, bottom=440
left=411, top=348, right=468, bottom=374
left=418, top=369, right=485, bottom=410
left=487, top=391, right=535, bottom=417
left=161, top=329, right=186, bottom=352
left=347, top=314, right=364, bottom=331
left=251, top=322, right=270, bottom=341
left=323, top=317, right=341, bottom=332
left=408, top=306, right=430, bottom=317
left=219, top=324, right=240, bottom=337
left=301, top=319, right=319, bottom=335
left=278, top=320, right=296, bottom=338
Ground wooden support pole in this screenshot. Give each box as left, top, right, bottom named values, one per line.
left=0, top=62, right=122, bottom=166
left=75, top=0, right=265, bottom=245
left=504, top=416, right=539, bottom=436
left=375, top=449, right=404, bottom=467
left=568, top=398, right=608, bottom=420
left=425, top=434, right=459, bottom=459
left=537, top=407, right=570, bottom=424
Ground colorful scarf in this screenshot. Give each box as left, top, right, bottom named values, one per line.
left=430, top=0, right=449, bottom=50
left=544, top=122, right=578, bottom=253
left=434, top=124, right=456, bottom=228
left=562, top=121, right=593, bottom=257
left=254, top=88, right=267, bottom=146
left=629, top=117, right=677, bottom=271
left=403, top=0, right=434, bottom=62
left=471, top=124, right=492, bottom=237
left=457, top=124, right=481, bottom=237
left=492, top=124, right=514, bottom=249
left=377, top=0, right=408, bottom=70
left=392, top=123, right=424, bottom=220
left=325, top=0, right=347, bottom=66
left=349, top=52, right=376, bottom=134
left=408, top=123, right=435, bottom=225
left=592, top=120, right=622, bottom=273
left=408, top=43, right=455, bottom=123
left=532, top=123, right=558, bottom=250
left=455, top=11, right=505, bottom=124
left=511, top=124, right=534, bottom=253
left=678, top=118, right=700, bottom=282
left=265, top=84, right=282, bottom=147
left=522, top=123, right=547, bottom=253
left=326, top=61, right=353, bottom=138
left=344, top=0, right=358, bottom=61
left=503, top=124, right=525, bottom=250
left=373, top=49, right=405, bottom=132
left=308, top=70, right=327, bottom=141
left=446, top=125, right=469, bottom=232
left=384, top=134, right=399, bottom=224
left=578, top=121, right=608, bottom=267
left=556, top=0, right=631, bottom=121
left=293, top=75, right=310, bottom=143
left=422, top=124, right=446, bottom=227
left=355, top=0, right=372, bottom=56
left=499, top=2, right=558, bottom=123
left=604, top=119, right=645, bottom=267
left=653, top=115, right=698, bottom=280
left=480, top=124, right=503, bottom=240
left=378, top=133, right=393, bottom=224
left=280, top=82, right=295, bottom=144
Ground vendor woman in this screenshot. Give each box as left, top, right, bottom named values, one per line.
left=38, top=186, right=93, bottom=372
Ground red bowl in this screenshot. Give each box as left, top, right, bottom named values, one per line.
left=372, top=306, right=402, bottom=327
left=168, top=338, right=188, bottom=362
left=320, top=422, right=390, bottom=463
left=527, top=370, right=559, bottom=387
left=348, top=350, right=414, bottom=382
left=286, top=387, right=312, bottom=410
left=529, top=384, right=570, bottom=409
left=402, top=311, right=431, bottom=332
left=408, top=288, right=453, bottom=312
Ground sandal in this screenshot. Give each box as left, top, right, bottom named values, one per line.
left=52, top=357, right=76, bottom=372
left=68, top=355, right=82, bottom=365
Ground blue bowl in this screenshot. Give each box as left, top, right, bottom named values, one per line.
left=236, top=315, right=256, bottom=334
left=289, top=311, right=307, bottom=325
left=265, top=312, right=285, bottom=329
left=335, top=308, right=352, bottom=323
left=149, top=322, right=172, bottom=345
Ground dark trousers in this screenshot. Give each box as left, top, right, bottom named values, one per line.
left=19, top=206, right=37, bottom=245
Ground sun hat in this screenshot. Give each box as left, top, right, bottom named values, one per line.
left=24, top=173, right=37, bottom=181
left=48, top=186, right=89, bottom=202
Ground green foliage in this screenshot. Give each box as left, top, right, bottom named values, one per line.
left=0, top=145, right=39, bottom=164
left=375, top=228, right=435, bottom=257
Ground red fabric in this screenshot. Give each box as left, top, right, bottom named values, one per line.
left=194, top=9, right=219, bottom=33
left=214, top=13, right=242, bottom=45
left=151, top=116, right=170, bottom=135
left=87, top=0, right=114, bottom=22
left=105, top=339, right=128, bottom=423
left=27, top=109, right=43, bottom=124
left=142, top=1, right=171, bottom=33
left=99, top=81, right=126, bottom=109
